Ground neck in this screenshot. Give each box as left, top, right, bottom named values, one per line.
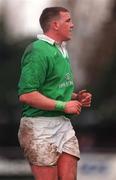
left=44, top=31, right=63, bottom=45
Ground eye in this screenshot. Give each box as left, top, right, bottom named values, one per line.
left=66, top=18, right=71, bottom=23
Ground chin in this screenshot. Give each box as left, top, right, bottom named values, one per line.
left=63, top=37, right=71, bottom=42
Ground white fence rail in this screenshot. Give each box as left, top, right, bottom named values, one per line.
left=0, top=152, right=116, bottom=180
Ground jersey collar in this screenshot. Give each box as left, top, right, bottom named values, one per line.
left=37, top=34, right=55, bottom=45
left=37, top=34, right=68, bottom=58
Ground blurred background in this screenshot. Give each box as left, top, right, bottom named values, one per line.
left=0, top=0, right=116, bottom=179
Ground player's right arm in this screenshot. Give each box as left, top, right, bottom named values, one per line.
left=19, top=91, right=82, bottom=115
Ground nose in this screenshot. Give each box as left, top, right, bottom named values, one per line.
left=71, top=22, right=74, bottom=28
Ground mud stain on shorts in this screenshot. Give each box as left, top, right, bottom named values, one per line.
left=18, top=120, right=60, bottom=166
left=18, top=117, right=80, bottom=166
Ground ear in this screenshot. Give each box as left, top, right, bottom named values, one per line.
left=52, top=20, right=59, bottom=31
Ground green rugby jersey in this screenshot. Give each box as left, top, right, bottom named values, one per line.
left=18, top=38, right=74, bottom=117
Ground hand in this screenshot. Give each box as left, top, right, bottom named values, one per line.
left=64, top=100, right=82, bottom=115
left=77, top=90, right=92, bottom=107
left=71, top=93, right=78, bottom=100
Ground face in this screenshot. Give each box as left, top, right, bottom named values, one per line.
left=56, top=11, right=74, bottom=42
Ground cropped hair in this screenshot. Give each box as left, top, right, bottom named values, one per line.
left=39, top=7, right=69, bottom=33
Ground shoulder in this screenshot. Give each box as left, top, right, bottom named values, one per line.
left=22, top=40, right=46, bottom=60
left=24, top=40, right=43, bottom=53
left=25, top=40, right=55, bottom=54
left=21, top=40, right=57, bottom=66
left=21, top=40, right=53, bottom=67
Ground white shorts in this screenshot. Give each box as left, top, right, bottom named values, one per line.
left=18, top=116, right=80, bottom=166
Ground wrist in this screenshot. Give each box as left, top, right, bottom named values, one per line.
left=71, top=93, right=77, bottom=100
left=55, top=101, right=66, bottom=111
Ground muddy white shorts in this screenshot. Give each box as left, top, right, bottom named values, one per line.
left=18, top=116, right=80, bottom=166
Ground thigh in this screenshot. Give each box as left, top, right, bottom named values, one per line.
left=31, top=164, right=58, bottom=180
left=57, top=152, right=78, bottom=180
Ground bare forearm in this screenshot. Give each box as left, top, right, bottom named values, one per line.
left=19, top=91, right=56, bottom=110
left=19, top=91, right=82, bottom=115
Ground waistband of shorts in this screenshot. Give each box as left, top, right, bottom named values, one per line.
left=20, top=116, right=70, bottom=122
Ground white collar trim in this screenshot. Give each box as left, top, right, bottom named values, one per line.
left=37, top=34, right=68, bottom=58
left=37, top=34, right=55, bottom=45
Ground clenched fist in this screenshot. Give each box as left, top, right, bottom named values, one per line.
left=77, top=90, right=92, bottom=107
left=64, top=100, right=82, bottom=115
left=72, top=90, right=92, bottom=108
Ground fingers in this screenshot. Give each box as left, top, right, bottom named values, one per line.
left=82, top=102, right=91, bottom=107
left=77, top=90, right=92, bottom=104
left=76, top=107, right=82, bottom=114
left=78, top=89, right=92, bottom=97
left=82, top=93, right=92, bottom=99
left=76, top=103, right=82, bottom=114
left=64, top=100, right=82, bottom=115
left=81, top=97, right=92, bottom=107
left=82, top=95, right=92, bottom=101
left=73, top=100, right=82, bottom=114
left=78, top=89, right=87, bottom=95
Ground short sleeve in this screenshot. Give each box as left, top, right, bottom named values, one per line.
left=18, top=45, right=47, bottom=95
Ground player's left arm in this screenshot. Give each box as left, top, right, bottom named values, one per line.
left=71, top=90, right=92, bottom=107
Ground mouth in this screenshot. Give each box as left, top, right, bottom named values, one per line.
left=69, top=29, right=73, bottom=34
left=70, top=28, right=73, bottom=32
